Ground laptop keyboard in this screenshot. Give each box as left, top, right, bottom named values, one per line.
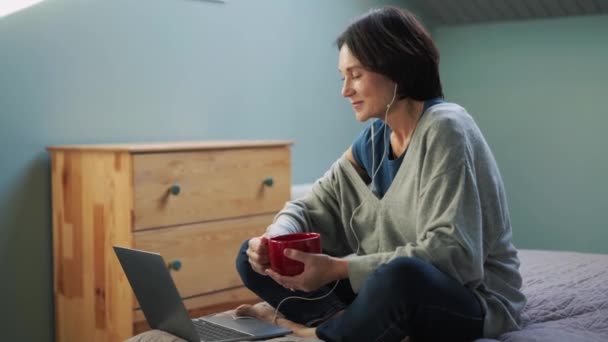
left=193, top=319, right=250, bottom=341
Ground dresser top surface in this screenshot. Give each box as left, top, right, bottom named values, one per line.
left=47, top=140, right=294, bottom=153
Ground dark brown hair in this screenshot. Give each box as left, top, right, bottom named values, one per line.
left=336, top=7, right=443, bottom=100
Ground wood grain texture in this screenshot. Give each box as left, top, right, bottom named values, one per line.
left=134, top=214, right=273, bottom=301
left=51, top=151, right=134, bottom=342
left=47, top=140, right=294, bottom=153
left=48, top=141, right=292, bottom=341
left=132, top=147, right=290, bottom=230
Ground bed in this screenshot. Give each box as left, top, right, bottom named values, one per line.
left=132, top=185, right=608, bottom=341
left=128, top=248, right=608, bottom=342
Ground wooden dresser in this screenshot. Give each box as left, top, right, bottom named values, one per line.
left=47, top=141, right=293, bottom=342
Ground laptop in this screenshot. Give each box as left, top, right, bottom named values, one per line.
left=113, top=246, right=291, bottom=342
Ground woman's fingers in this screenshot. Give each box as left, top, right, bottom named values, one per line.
left=246, top=247, right=269, bottom=265
left=247, top=236, right=271, bottom=275
left=265, top=269, right=302, bottom=291
left=265, top=269, right=290, bottom=288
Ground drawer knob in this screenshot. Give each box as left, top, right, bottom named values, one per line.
left=168, top=184, right=181, bottom=196
left=168, top=260, right=182, bottom=271
left=262, top=177, right=274, bottom=187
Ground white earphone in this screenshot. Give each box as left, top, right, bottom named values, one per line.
left=370, top=83, right=398, bottom=184
left=271, top=83, right=399, bottom=322
left=351, top=83, right=398, bottom=254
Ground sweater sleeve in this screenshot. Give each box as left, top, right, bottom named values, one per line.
left=267, top=160, right=353, bottom=256
left=347, top=162, right=484, bottom=291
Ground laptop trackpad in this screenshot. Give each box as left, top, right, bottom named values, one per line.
left=205, top=313, right=291, bottom=337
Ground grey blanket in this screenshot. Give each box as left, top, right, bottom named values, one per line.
left=478, top=249, right=608, bottom=342
left=128, top=249, right=608, bottom=342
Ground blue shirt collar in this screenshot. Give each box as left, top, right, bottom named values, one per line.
left=422, top=97, right=444, bottom=114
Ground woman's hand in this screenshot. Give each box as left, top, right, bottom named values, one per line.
left=265, top=249, right=348, bottom=292
left=246, top=235, right=270, bottom=275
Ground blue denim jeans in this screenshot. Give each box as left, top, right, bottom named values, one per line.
left=235, top=240, right=484, bottom=342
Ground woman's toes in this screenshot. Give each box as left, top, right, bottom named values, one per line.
left=234, top=304, right=254, bottom=317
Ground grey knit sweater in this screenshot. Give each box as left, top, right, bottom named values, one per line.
left=268, top=103, right=526, bottom=338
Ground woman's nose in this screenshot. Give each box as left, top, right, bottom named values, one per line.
left=341, top=80, right=354, bottom=98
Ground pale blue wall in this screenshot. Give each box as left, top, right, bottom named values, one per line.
left=434, top=15, right=608, bottom=254
left=0, top=1, right=416, bottom=340
left=9, top=2, right=602, bottom=340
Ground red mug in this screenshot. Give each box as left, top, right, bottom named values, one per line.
left=268, top=233, right=321, bottom=276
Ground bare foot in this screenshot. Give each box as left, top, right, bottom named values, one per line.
left=235, top=302, right=281, bottom=323
left=234, top=302, right=318, bottom=338
left=234, top=303, right=407, bottom=340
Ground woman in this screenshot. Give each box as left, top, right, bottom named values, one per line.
left=236, top=6, right=525, bottom=342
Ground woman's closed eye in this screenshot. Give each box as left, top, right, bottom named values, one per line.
left=340, top=74, right=362, bottom=82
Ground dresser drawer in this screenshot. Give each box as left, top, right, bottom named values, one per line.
left=133, top=147, right=290, bottom=230
left=133, top=214, right=274, bottom=306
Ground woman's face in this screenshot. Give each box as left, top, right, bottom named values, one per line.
left=338, top=44, right=396, bottom=122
